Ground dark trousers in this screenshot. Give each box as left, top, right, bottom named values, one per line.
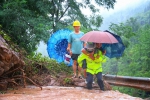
left=86, top=72, right=104, bottom=90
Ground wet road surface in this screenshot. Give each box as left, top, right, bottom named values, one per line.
left=0, top=86, right=143, bottom=100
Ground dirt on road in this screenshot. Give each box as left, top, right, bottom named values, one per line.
left=0, top=86, right=143, bottom=100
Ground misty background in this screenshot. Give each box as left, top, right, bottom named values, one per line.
left=37, top=0, right=149, bottom=57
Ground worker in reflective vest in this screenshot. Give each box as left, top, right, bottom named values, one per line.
left=78, top=42, right=106, bottom=90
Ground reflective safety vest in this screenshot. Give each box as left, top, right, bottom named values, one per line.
left=78, top=50, right=106, bottom=75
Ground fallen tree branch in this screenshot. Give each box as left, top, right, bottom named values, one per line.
left=12, top=75, right=42, bottom=90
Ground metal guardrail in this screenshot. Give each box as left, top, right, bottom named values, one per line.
left=103, top=74, right=150, bottom=91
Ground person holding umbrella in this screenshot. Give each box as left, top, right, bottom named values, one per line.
left=67, top=20, right=85, bottom=79
left=80, top=30, right=125, bottom=58
left=78, top=42, right=106, bottom=90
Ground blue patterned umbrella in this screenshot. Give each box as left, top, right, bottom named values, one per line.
left=102, top=30, right=125, bottom=58
left=47, top=29, right=73, bottom=66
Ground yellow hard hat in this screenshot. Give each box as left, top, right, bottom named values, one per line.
left=73, top=20, right=81, bottom=26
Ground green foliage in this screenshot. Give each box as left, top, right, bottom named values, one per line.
left=63, top=78, right=72, bottom=84
left=126, top=17, right=140, bottom=32
left=0, top=25, right=11, bottom=41
left=0, top=91, right=6, bottom=94
left=0, top=0, right=116, bottom=54
left=103, top=58, right=118, bottom=75
left=113, top=86, right=149, bottom=99
left=131, top=25, right=150, bottom=77
left=0, top=0, right=51, bottom=53
left=104, top=7, right=150, bottom=98
left=109, top=23, right=135, bottom=38
left=25, top=53, right=72, bottom=76
left=107, top=19, right=150, bottom=77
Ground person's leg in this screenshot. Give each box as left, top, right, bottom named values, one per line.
left=86, top=72, right=93, bottom=90
left=82, top=59, right=87, bottom=78
left=78, top=65, right=82, bottom=77
left=96, top=72, right=104, bottom=91
left=71, top=54, right=77, bottom=77
left=83, top=69, right=86, bottom=78
left=74, top=54, right=82, bottom=78
left=73, top=60, right=77, bottom=77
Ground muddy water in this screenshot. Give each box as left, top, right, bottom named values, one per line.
left=0, top=86, right=143, bottom=100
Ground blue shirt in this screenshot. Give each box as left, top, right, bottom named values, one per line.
left=68, top=31, right=84, bottom=54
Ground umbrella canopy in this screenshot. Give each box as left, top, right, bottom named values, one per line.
left=80, top=31, right=118, bottom=43
left=47, top=29, right=73, bottom=66
left=102, top=30, right=125, bottom=58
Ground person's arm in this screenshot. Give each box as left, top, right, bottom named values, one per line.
left=67, top=34, right=72, bottom=55
left=67, top=43, right=72, bottom=55
left=99, top=47, right=106, bottom=55
left=81, top=48, right=87, bottom=55
left=83, top=42, right=86, bottom=48
left=103, top=50, right=106, bottom=55
left=81, top=48, right=95, bottom=60
left=67, top=43, right=71, bottom=51
left=99, top=50, right=106, bottom=63
left=77, top=53, right=87, bottom=68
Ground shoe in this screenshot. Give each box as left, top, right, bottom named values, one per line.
left=92, top=81, right=95, bottom=84
left=72, top=74, right=77, bottom=78
left=78, top=75, right=83, bottom=79
left=101, top=88, right=105, bottom=91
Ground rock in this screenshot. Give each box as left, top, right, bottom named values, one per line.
left=0, top=81, right=8, bottom=90
left=0, top=67, right=4, bottom=76
left=0, top=35, right=25, bottom=76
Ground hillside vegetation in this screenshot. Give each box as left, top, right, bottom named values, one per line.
left=0, top=0, right=150, bottom=99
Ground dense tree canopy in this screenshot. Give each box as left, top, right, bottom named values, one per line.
left=0, top=0, right=116, bottom=53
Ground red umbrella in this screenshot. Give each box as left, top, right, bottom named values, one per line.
left=80, top=31, right=118, bottom=43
